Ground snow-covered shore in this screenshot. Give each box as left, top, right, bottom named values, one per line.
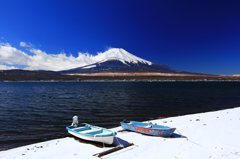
left=1, top=107, right=240, bottom=159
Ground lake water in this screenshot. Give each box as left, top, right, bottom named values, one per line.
left=0, top=81, right=240, bottom=150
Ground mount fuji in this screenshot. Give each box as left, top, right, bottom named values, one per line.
left=1, top=48, right=238, bottom=81
left=62, top=48, right=177, bottom=74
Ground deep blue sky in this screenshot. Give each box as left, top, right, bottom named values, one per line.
left=0, top=0, right=240, bottom=74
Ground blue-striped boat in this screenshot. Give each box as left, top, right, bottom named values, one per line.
left=66, top=123, right=117, bottom=145
left=67, top=116, right=117, bottom=145
left=120, top=120, right=176, bottom=137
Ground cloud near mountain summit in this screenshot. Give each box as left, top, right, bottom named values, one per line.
left=0, top=42, right=101, bottom=71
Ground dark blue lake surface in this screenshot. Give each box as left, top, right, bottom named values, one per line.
left=0, top=82, right=240, bottom=150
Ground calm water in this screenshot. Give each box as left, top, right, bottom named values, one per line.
left=0, top=81, right=240, bottom=150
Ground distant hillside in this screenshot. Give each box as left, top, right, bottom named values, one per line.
left=1, top=69, right=240, bottom=81
left=0, top=70, right=71, bottom=81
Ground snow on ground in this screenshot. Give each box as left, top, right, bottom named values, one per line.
left=1, top=107, right=240, bottom=159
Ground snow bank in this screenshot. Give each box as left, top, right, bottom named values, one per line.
left=1, top=107, right=240, bottom=159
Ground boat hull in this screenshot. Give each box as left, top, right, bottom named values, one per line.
left=120, top=121, right=175, bottom=137
left=67, top=129, right=115, bottom=145
left=66, top=124, right=116, bottom=145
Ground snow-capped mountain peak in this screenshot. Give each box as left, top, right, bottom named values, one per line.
left=62, top=48, right=176, bottom=73
left=94, top=48, right=152, bottom=65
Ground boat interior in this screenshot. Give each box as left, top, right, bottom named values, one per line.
left=125, top=121, right=174, bottom=129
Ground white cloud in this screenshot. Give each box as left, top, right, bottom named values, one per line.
left=0, top=42, right=95, bottom=71
left=19, top=41, right=32, bottom=48
left=26, top=48, right=94, bottom=71
left=0, top=64, right=17, bottom=70
left=0, top=43, right=31, bottom=65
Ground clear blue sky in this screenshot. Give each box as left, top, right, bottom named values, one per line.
left=0, top=0, right=240, bottom=74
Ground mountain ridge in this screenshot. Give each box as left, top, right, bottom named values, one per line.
left=61, top=48, right=177, bottom=74
left=61, top=59, right=176, bottom=74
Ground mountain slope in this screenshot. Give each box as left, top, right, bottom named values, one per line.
left=62, top=60, right=175, bottom=73
left=61, top=48, right=176, bottom=74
